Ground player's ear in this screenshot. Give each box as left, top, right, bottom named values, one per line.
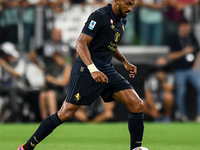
left=114, top=0, right=120, bottom=5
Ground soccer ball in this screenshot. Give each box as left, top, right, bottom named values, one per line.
left=133, top=147, right=149, bottom=150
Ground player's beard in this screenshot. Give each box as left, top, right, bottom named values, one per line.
left=118, top=4, right=129, bottom=18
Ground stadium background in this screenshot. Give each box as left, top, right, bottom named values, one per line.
left=0, top=0, right=200, bottom=122
left=1, top=1, right=200, bottom=150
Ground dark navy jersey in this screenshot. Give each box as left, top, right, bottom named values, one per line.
left=72, top=4, right=127, bottom=77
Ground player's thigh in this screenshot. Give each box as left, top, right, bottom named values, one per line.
left=66, top=72, right=106, bottom=106
left=112, top=89, right=143, bottom=113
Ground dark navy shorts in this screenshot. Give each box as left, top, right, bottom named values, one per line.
left=65, top=72, right=133, bottom=106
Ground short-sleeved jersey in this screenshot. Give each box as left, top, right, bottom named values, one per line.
left=71, top=4, right=127, bottom=77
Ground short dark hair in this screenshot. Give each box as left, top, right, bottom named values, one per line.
left=178, top=17, right=189, bottom=26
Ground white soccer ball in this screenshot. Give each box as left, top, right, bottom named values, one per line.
left=133, top=147, right=149, bottom=150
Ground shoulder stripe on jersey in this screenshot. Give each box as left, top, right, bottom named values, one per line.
left=97, top=7, right=109, bottom=15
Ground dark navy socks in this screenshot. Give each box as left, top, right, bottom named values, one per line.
left=128, top=112, right=144, bottom=150
left=23, top=112, right=144, bottom=150
left=23, top=112, right=63, bottom=150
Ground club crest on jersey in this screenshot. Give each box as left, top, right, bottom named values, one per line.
left=88, top=20, right=96, bottom=30
left=110, top=19, right=113, bottom=24
left=75, top=93, right=81, bottom=102
left=80, top=66, right=84, bottom=72
left=114, top=32, right=120, bottom=42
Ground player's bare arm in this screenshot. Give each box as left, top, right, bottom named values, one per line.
left=76, top=33, right=108, bottom=83
left=114, top=48, right=137, bottom=78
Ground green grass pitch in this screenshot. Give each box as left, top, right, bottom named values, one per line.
left=0, top=122, right=200, bottom=150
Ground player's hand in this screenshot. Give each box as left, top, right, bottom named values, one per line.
left=91, top=71, right=108, bottom=83
left=124, top=62, right=137, bottom=78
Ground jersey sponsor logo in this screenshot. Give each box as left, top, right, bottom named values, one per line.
left=107, top=42, right=118, bottom=51
left=75, top=93, right=81, bottom=102
left=88, top=20, right=96, bottom=30
left=114, top=32, right=120, bottom=42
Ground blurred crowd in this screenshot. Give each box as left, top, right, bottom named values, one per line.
left=1, top=0, right=200, bottom=48
left=1, top=0, right=200, bottom=123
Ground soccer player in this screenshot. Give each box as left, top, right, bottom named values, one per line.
left=17, top=0, right=144, bottom=150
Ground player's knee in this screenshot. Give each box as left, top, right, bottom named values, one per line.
left=57, top=110, right=73, bottom=122
left=57, top=102, right=78, bottom=122
left=130, top=99, right=144, bottom=113
left=136, top=99, right=144, bottom=112
left=57, top=106, right=72, bottom=122
left=62, top=113, right=73, bottom=122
